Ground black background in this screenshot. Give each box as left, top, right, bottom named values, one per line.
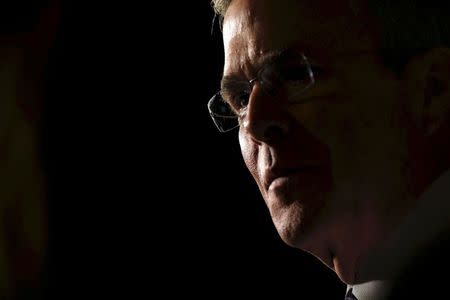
left=43, top=1, right=345, bottom=298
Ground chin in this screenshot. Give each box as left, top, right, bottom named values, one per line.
left=273, top=215, right=304, bottom=248
left=270, top=201, right=308, bottom=247
left=278, top=229, right=303, bottom=248
left=272, top=206, right=358, bottom=285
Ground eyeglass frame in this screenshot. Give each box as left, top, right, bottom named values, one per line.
left=207, top=50, right=316, bottom=133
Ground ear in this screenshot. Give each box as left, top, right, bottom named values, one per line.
left=404, top=48, right=450, bottom=137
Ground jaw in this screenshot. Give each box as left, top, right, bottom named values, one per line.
left=295, top=219, right=358, bottom=285
left=292, top=197, right=393, bottom=285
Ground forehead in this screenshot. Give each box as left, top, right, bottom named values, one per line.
left=223, top=0, right=375, bottom=72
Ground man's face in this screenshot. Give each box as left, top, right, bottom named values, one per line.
left=222, top=0, right=418, bottom=283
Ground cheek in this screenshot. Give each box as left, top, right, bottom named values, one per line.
left=239, top=129, right=259, bottom=178
left=289, top=98, right=360, bottom=150
left=288, top=87, right=400, bottom=176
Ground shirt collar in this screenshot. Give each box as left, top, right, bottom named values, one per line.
left=348, top=281, right=390, bottom=300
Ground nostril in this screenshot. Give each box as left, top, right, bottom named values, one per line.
left=264, top=123, right=288, bottom=141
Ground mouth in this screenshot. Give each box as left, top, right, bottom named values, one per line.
left=262, top=163, right=332, bottom=251
left=263, top=164, right=329, bottom=209
left=264, top=165, right=324, bottom=191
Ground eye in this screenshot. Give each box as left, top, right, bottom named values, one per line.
left=282, top=65, right=314, bottom=83
left=228, top=91, right=250, bottom=112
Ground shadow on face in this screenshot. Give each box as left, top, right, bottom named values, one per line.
left=220, top=0, right=450, bottom=284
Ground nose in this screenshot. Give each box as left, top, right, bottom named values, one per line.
left=241, top=83, right=290, bottom=143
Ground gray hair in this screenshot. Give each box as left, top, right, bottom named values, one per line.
left=211, top=0, right=232, bottom=17
left=211, top=0, right=450, bottom=75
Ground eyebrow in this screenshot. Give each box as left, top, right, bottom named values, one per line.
left=220, top=49, right=287, bottom=91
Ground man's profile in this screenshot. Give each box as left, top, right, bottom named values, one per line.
left=207, top=0, right=450, bottom=299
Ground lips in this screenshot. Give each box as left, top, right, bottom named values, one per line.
left=263, top=163, right=331, bottom=210
left=263, top=165, right=332, bottom=227
left=263, top=164, right=324, bottom=192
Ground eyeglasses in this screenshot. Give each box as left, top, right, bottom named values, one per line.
left=208, top=50, right=315, bottom=132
